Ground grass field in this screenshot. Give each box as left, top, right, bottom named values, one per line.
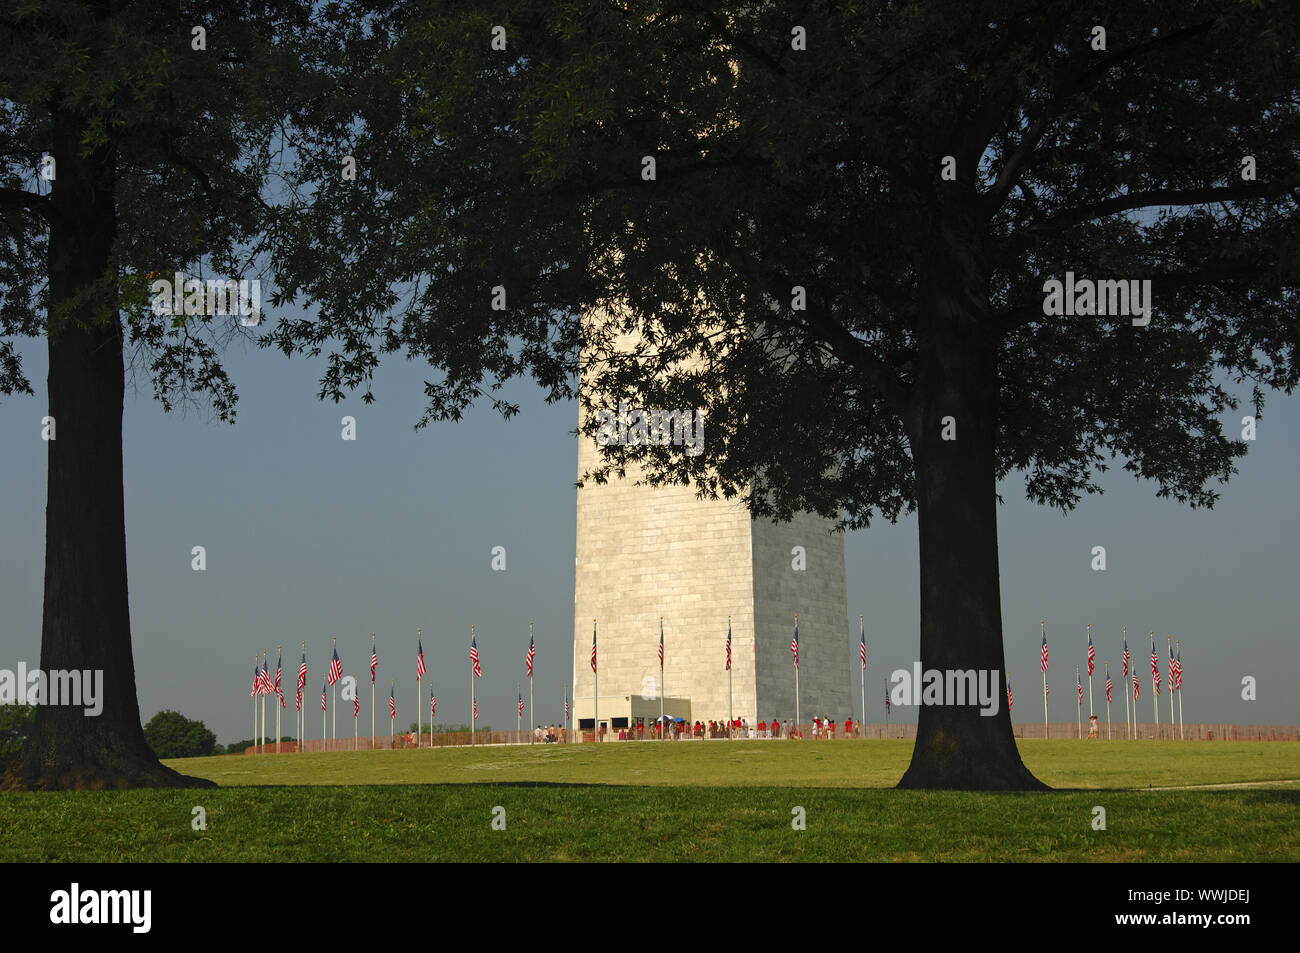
left=1, top=740, right=1295, bottom=862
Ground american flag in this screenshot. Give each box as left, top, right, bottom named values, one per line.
left=1105, top=665, right=1113, bottom=704
left=1006, top=680, right=1013, bottom=711
left=321, top=677, right=327, bottom=711
left=250, top=665, right=259, bottom=698
left=859, top=616, right=866, bottom=670
left=564, top=694, right=569, bottom=723
left=526, top=634, right=535, bottom=678
left=1044, top=680, right=1050, bottom=698
left=658, top=619, right=664, bottom=668
left=1168, top=640, right=1175, bottom=691
left=1150, top=635, right=1161, bottom=695
left=1174, top=645, right=1183, bottom=690
left=473, top=696, right=478, bottom=721
left=354, top=694, right=360, bottom=718
left=1122, top=632, right=1130, bottom=678
left=280, top=687, right=285, bottom=709
left=791, top=619, right=799, bottom=670
left=1132, top=670, right=1140, bottom=700
left=417, top=639, right=426, bottom=680
left=275, top=649, right=283, bottom=695
left=470, top=634, right=482, bottom=678
left=1040, top=623, right=1049, bottom=672
left=1076, top=669, right=1083, bottom=704
left=518, top=694, right=524, bottom=717
left=389, top=684, right=396, bottom=719
left=430, top=689, right=436, bottom=719
left=590, top=624, right=597, bottom=673
left=884, top=685, right=891, bottom=713
left=370, top=641, right=377, bottom=684
left=328, top=646, right=342, bottom=686
left=725, top=621, right=732, bottom=672
left=1086, top=629, right=1095, bottom=676
left=298, top=652, right=308, bottom=692
left=295, top=682, right=302, bottom=712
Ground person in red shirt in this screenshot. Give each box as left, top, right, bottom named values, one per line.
left=844, top=716, right=853, bottom=738
left=757, top=719, right=767, bottom=737
left=828, top=718, right=835, bottom=740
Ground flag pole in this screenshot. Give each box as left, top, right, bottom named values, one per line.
left=1041, top=620, right=1048, bottom=740
left=1122, top=627, right=1130, bottom=740
left=331, top=635, right=338, bottom=750
left=261, top=651, right=267, bottom=751
left=321, top=676, right=326, bottom=748
left=370, top=633, right=376, bottom=750
left=859, top=614, right=866, bottom=728
left=301, top=640, right=306, bottom=753
left=593, top=619, right=598, bottom=744
left=727, top=616, right=733, bottom=736
left=1075, top=664, right=1081, bottom=739
left=1167, top=634, right=1175, bottom=729
left=517, top=679, right=521, bottom=735
left=529, top=619, right=535, bottom=742
left=1086, top=624, right=1094, bottom=717
left=1105, top=660, right=1111, bottom=740
left=1132, top=667, right=1139, bottom=739
left=1176, top=639, right=1184, bottom=740
left=1154, top=629, right=1164, bottom=738
left=416, top=627, right=422, bottom=749
left=252, top=654, right=257, bottom=752
left=659, top=617, right=665, bottom=728
left=883, top=674, right=890, bottom=731
left=475, top=621, right=480, bottom=748
left=793, top=613, right=800, bottom=733
left=275, top=644, right=282, bottom=753
left=354, top=692, right=358, bottom=750
left=390, top=678, right=395, bottom=746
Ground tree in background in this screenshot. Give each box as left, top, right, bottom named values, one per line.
left=142, top=710, right=218, bottom=759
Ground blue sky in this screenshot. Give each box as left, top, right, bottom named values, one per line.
left=1, top=331, right=1297, bottom=745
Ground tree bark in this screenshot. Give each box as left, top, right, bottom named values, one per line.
left=1, top=106, right=211, bottom=791
left=896, top=282, right=1046, bottom=791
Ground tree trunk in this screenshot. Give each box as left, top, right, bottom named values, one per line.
left=896, top=287, right=1046, bottom=791
left=1, top=106, right=211, bottom=791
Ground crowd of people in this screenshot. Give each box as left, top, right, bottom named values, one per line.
left=611, top=715, right=862, bottom=740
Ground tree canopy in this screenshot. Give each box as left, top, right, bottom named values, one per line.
left=299, top=0, right=1296, bottom=788
left=143, top=709, right=218, bottom=759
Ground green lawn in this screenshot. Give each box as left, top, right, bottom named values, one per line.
left=1, top=740, right=1295, bottom=862
left=171, top=738, right=1300, bottom=790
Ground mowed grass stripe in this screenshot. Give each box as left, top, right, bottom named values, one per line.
left=0, top=786, right=1296, bottom=862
